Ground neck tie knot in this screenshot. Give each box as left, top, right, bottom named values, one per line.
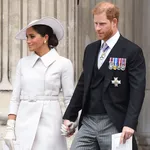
left=101, top=42, right=109, bottom=52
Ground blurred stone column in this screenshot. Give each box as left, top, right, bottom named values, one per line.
left=135, top=0, right=150, bottom=149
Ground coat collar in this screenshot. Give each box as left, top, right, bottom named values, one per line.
left=31, top=48, right=59, bottom=67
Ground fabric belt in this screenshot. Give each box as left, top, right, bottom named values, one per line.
left=20, top=95, right=58, bottom=102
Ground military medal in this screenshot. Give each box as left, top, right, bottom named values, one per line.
left=117, top=58, right=121, bottom=70
left=121, top=58, right=126, bottom=71
left=113, top=58, right=118, bottom=70
left=109, top=57, right=113, bottom=70
left=111, top=77, right=121, bottom=87
left=108, top=57, right=127, bottom=71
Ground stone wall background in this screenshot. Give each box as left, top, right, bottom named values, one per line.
left=0, top=0, right=150, bottom=149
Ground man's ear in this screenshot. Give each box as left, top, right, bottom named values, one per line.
left=112, top=18, right=118, bottom=27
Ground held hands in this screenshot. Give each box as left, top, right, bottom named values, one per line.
left=120, top=126, right=134, bottom=144
left=61, top=120, right=78, bottom=137
left=4, top=120, right=16, bottom=150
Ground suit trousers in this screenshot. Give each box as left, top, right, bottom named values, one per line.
left=71, top=114, right=118, bottom=150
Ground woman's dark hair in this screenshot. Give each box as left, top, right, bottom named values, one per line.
left=32, top=24, right=58, bottom=48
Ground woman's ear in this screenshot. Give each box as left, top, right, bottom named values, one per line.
left=44, top=34, right=49, bottom=41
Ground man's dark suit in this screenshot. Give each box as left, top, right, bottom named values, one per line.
left=63, top=35, right=146, bottom=149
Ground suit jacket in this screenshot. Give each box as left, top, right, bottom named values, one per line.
left=63, top=35, right=146, bottom=133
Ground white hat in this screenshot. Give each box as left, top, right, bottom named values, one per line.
left=15, top=17, right=64, bottom=41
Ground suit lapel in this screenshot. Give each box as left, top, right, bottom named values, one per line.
left=84, top=40, right=101, bottom=92
left=103, top=35, right=126, bottom=92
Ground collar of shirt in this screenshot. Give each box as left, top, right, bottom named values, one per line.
left=101, top=31, right=120, bottom=50
left=31, top=48, right=59, bottom=67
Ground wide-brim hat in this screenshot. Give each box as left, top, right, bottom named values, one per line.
left=15, top=17, right=64, bottom=41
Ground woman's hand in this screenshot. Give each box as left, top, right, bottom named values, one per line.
left=4, top=120, right=16, bottom=150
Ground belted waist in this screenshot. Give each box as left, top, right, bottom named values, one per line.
left=20, top=95, right=58, bottom=102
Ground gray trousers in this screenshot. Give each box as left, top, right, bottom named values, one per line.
left=71, top=115, right=118, bottom=150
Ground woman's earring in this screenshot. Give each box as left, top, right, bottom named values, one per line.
left=44, top=40, right=46, bottom=44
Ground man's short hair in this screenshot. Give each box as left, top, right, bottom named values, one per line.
left=92, top=1, right=120, bottom=21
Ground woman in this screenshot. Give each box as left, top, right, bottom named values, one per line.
left=3, top=17, right=74, bottom=150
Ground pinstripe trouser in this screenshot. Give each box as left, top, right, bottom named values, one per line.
left=71, top=114, right=118, bottom=150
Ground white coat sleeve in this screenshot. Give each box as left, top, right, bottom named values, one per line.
left=61, top=59, right=74, bottom=108
left=9, top=60, right=21, bottom=115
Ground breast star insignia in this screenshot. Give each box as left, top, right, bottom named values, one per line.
left=111, top=77, right=121, bottom=87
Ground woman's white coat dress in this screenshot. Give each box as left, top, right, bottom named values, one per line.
left=4, top=48, right=74, bottom=150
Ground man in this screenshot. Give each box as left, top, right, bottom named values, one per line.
left=62, top=1, right=146, bottom=150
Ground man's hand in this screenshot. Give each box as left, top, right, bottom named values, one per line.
left=4, top=120, right=16, bottom=150
left=120, top=126, right=134, bottom=144
left=61, top=120, right=76, bottom=137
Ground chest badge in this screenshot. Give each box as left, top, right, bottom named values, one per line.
left=111, top=77, right=121, bottom=87
left=108, top=57, right=127, bottom=71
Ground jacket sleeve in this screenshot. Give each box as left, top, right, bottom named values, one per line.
left=63, top=72, right=84, bottom=121
left=61, top=59, right=74, bottom=108
left=9, top=60, right=21, bottom=115
left=63, top=47, right=88, bottom=122
left=124, top=47, right=146, bottom=130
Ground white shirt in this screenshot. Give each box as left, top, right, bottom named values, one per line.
left=97, top=31, right=120, bottom=69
